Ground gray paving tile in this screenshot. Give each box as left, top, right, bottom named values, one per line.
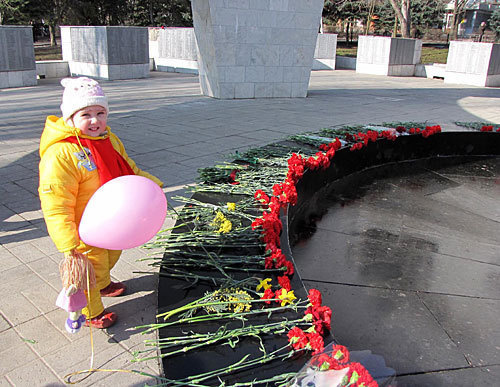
left=16, top=314, right=71, bottom=357
left=0, top=246, right=22, bottom=272
left=5, top=358, right=62, bottom=386
left=7, top=243, right=46, bottom=263
left=0, top=329, right=38, bottom=376
left=1, top=69, right=499, bottom=385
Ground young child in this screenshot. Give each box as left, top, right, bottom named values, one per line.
left=39, top=77, right=163, bottom=329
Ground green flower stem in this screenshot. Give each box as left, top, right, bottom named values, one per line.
left=159, top=298, right=295, bottom=321
left=184, top=346, right=298, bottom=384
left=136, top=302, right=309, bottom=334
left=134, top=317, right=311, bottom=361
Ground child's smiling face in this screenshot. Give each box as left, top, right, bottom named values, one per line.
left=71, top=105, right=108, bottom=137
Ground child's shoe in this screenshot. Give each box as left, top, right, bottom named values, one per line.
left=65, top=314, right=86, bottom=334
left=84, top=310, right=117, bottom=329
left=100, top=281, right=126, bottom=297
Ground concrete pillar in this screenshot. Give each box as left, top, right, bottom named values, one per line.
left=0, top=26, right=37, bottom=88
left=356, top=36, right=422, bottom=77
left=60, top=26, right=149, bottom=80
left=190, top=0, right=324, bottom=99
left=444, top=41, right=500, bottom=87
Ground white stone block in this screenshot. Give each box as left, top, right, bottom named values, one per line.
left=273, top=82, right=292, bottom=97
left=235, top=82, right=255, bottom=98
left=216, top=44, right=237, bottom=65
left=251, top=45, right=279, bottom=66
left=356, top=62, right=388, bottom=76
left=251, top=0, right=271, bottom=10
left=219, top=82, right=236, bottom=99
left=388, top=64, right=415, bottom=76
left=22, top=70, right=37, bottom=86
left=8, top=71, right=23, bottom=87
left=257, top=11, right=278, bottom=27
left=312, top=58, right=336, bottom=70
left=291, top=81, right=308, bottom=97
left=444, top=42, right=500, bottom=87
left=235, top=45, right=252, bottom=65
left=228, top=0, right=250, bottom=9
left=270, top=0, right=289, bottom=11
left=255, top=82, right=273, bottom=97
left=356, top=35, right=420, bottom=77
left=0, top=72, right=8, bottom=88
left=293, top=45, right=315, bottom=66
left=245, top=66, right=265, bottom=82
left=264, top=66, right=284, bottom=82
left=225, top=66, right=246, bottom=82
left=279, top=45, right=295, bottom=66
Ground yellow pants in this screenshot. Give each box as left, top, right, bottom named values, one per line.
left=78, top=241, right=122, bottom=319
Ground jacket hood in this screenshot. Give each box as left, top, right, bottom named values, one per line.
left=39, top=115, right=110, bottom=158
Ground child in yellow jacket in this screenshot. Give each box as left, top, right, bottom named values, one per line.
left=39, top=77, right=163, bottom=329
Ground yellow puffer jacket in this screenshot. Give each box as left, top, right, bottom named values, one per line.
left=39, top=115, right=163, bottom=252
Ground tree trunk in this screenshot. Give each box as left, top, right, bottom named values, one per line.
left=49, top=24, right=57, bottom=46
left=450, top=0, right=466, bottom=40
left=388, top=0, right=411, bottom=38
left=346, top=21, right=350, bottom=45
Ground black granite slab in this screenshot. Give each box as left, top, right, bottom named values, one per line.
left=394, top=364, right=500, bottom=386
left=288, top=133, right=499, bottom=384
left=301, top=281, right=470, bottom=374
left=419, top=293, right=500, bottom=366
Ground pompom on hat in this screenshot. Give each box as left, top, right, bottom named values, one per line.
left=60, top=77, right=109, bottom=121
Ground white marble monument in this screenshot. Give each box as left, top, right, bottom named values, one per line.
left=61, top=26, right=149, bottom=80
left=444, top=41, right=500, bottom=87
left=356, top=36, right=422, bottom=76
left=0, top=26, right=37, bottom=88
left=150, top=27, right=198, bottom=74
left=313, top=33, right=337, bottom=70
left=190, top=0, right=324, bottom=99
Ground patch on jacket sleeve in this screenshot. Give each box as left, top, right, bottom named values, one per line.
left=39, top=184, right=52, bottom=194
left=74, top=147, right=97, bottom=171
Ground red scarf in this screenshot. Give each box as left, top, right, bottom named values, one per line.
left=65, top=136, right=135, bottom=186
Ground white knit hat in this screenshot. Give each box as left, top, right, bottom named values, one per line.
left=60, top=77, right=109, bottom=121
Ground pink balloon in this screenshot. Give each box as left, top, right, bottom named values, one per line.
left=79, top=175, right=167, bottom=250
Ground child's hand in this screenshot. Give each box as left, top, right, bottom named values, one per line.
left=60, top=249, right=96, bottom=290
left=65, top=284, right=78, bottom=296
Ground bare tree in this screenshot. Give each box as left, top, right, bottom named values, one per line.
left=388, top=0, right=411, bottom=38
left=449, top=0, right=467, bottom=40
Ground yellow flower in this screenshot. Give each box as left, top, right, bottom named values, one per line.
left=226, top=202, right=236, bottom=211
left=217, top=219, right=232, bottom=234
left=278, top=289, right=296, bottom=306
left=212, top=211, right=225, bottom=224
left=212, top=211, right=232, bottom=233
left=256, top=278, right=272, bottom=292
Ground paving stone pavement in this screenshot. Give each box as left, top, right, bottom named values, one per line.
left=0, top=70, right=499, bottom=386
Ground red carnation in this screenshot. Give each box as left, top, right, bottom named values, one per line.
left=307, top=331, right=325, bottom=355
left=287, top=327, right=308, bottom=350
left=307, top=289, right=322, bottom=307
left=278, top=275, right=291, bottom=291
left=261, top=288, right=274, bottom=304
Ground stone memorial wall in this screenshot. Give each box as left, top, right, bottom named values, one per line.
left=61, top=26, right=149, bottom=80
left=444, top=41, right=500, bottom=87
left=150, top=27, right=198, bottom=73
left=191, top=0, right=324, bottom=99
left=149, top=27, right=337, bottom=75
left=313, top=33, right=337, bottom=70
left=0, top=26, right=36, bottom=88
left=356, top=36, right=422, bottom=76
